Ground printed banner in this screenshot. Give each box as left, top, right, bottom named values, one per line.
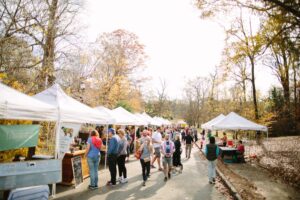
left=0, top=125, right=40, bottom=151
left=58, top=123, right=81, bottom=159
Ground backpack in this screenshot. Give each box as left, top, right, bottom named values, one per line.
left=163, top=141, right=173, bottom=157
left=166, top=141, right=171, bottom=154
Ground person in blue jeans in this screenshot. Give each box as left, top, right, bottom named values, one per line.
left=85, top=130, right=102, bottom=190
left=204, top=136, right=219, bottom=184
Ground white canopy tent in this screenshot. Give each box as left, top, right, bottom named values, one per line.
left=94, top=106, right=116, bottom=124
left=162, top=118, right=171, bottom=126
left=211, top=112, right=268, bottom=133
left=135, top=113, right=149, bottom=126
left=152, top=116, right=163, bottom=126
left=201, top=114, right=225, bottom=130
left=134, top=113, right=149, bottom=126
left=141, top=112, right=161, bottom=126
left=111, top=107, right=145, bottom=126
left=153, top=116, right=171, bottom=126
left=34, top=84, right=113, bottom=124
left=0, top=82, right=57, bottom=121
left=34, top=83, right=115, bottom=180
left=0, top=83, right=61, bottom=196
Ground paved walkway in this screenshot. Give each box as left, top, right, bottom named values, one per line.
left=54, top=147, right=225, bottom=200
left=228, top=164, right=300, bottom=200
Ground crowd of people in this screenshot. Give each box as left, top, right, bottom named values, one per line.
left=85, top=126, right=245, bottom=189
left=85, top=126, right=199, bottom=189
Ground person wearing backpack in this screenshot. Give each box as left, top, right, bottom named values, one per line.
left=117, top=129, right=128, bottom=184
left=205, top=136, right=219, bottom=184
left=85, top=130, right=102, bottom=190
left=161, top=134, right=175, bottom=182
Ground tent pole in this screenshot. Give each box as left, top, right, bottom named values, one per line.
left=104, top=124, right=109, bottom=170
left=52, top=115, right=61, bottom=197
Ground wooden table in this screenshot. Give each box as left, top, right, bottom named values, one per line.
left=61, top=150, right=89, bottom=185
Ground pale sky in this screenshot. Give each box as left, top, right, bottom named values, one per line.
left=82, top=0, right=278, bottom=99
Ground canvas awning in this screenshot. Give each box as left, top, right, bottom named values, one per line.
left=134, top=113, right=149, bottom=126
left=111, top=107, right=144, bottom=126
left=211, top=112, right=268, bottom=132
left=34, top=84, right=112, bottom=124
left=94, top=106, right=116, bottom=124
left=201, top=114, right=225, bottom=130
left=0, top=82, right=57, bottom=121
left=141, top=112, right=161, bottom=126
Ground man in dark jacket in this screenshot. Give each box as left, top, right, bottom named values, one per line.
left=204, top=136, right=219, bottom=184
left=107, top=128, right=119, bottom=186
left=185, top=130, right=194, bottom=159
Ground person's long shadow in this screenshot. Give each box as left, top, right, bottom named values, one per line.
left=104, top=171, right=166, bottom=200
left=192, top=183, right=215, bottom=200
left=55, top=169, right=166, bottom=200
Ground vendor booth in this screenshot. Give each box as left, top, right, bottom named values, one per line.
left=0, top=83, right=59, bottom=199
left=34, top=84, right=114, bottom=186
left=211, top=112, right=268, bottom=132
left=210, top=112, right=268, bottom=162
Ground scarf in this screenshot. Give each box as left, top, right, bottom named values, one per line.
left=92, top=136, right=101, bottom=149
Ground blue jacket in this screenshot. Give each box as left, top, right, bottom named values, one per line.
left=108, top=136, right=119, bottom=155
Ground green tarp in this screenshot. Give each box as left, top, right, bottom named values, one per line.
left=0, top=125, right=40, bottom=151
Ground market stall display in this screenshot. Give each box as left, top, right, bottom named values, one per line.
left=33, top=84, right=114, bottom=186
left=0, top=83, right=60, bottom=196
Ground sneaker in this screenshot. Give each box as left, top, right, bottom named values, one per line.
left=164, top=177, right=167, bottom=182
left=88, top=185, right=94, bottom=189
left=91, top=186, right=99, bottom=190
left=151, top=165, right=156, bottom=168
left=118, top=177, right=123, bottom=182
left=142, top=181, right=146, bottom=186
left=121, top=178, right=128, bottom=183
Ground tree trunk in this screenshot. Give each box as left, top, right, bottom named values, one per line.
left=250, top=58, right=259, bottom=119
left=282, top=48, right=290, bottom=114
left=242, top=79, right=247, bottom=103
left=292, top=63, right=297, bottom=119
left=41, top=0, right=58, bottom=89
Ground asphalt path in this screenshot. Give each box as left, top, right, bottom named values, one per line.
left=55, top=146, right=225, bottom=200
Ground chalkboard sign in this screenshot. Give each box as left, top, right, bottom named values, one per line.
left=71, top=156, right=83, bottom=187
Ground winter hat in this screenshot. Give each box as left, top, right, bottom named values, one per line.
left=108, top=128, right=115, bottom=135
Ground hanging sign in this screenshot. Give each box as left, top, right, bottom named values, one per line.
left=0, top=125, right=40, bottom=151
